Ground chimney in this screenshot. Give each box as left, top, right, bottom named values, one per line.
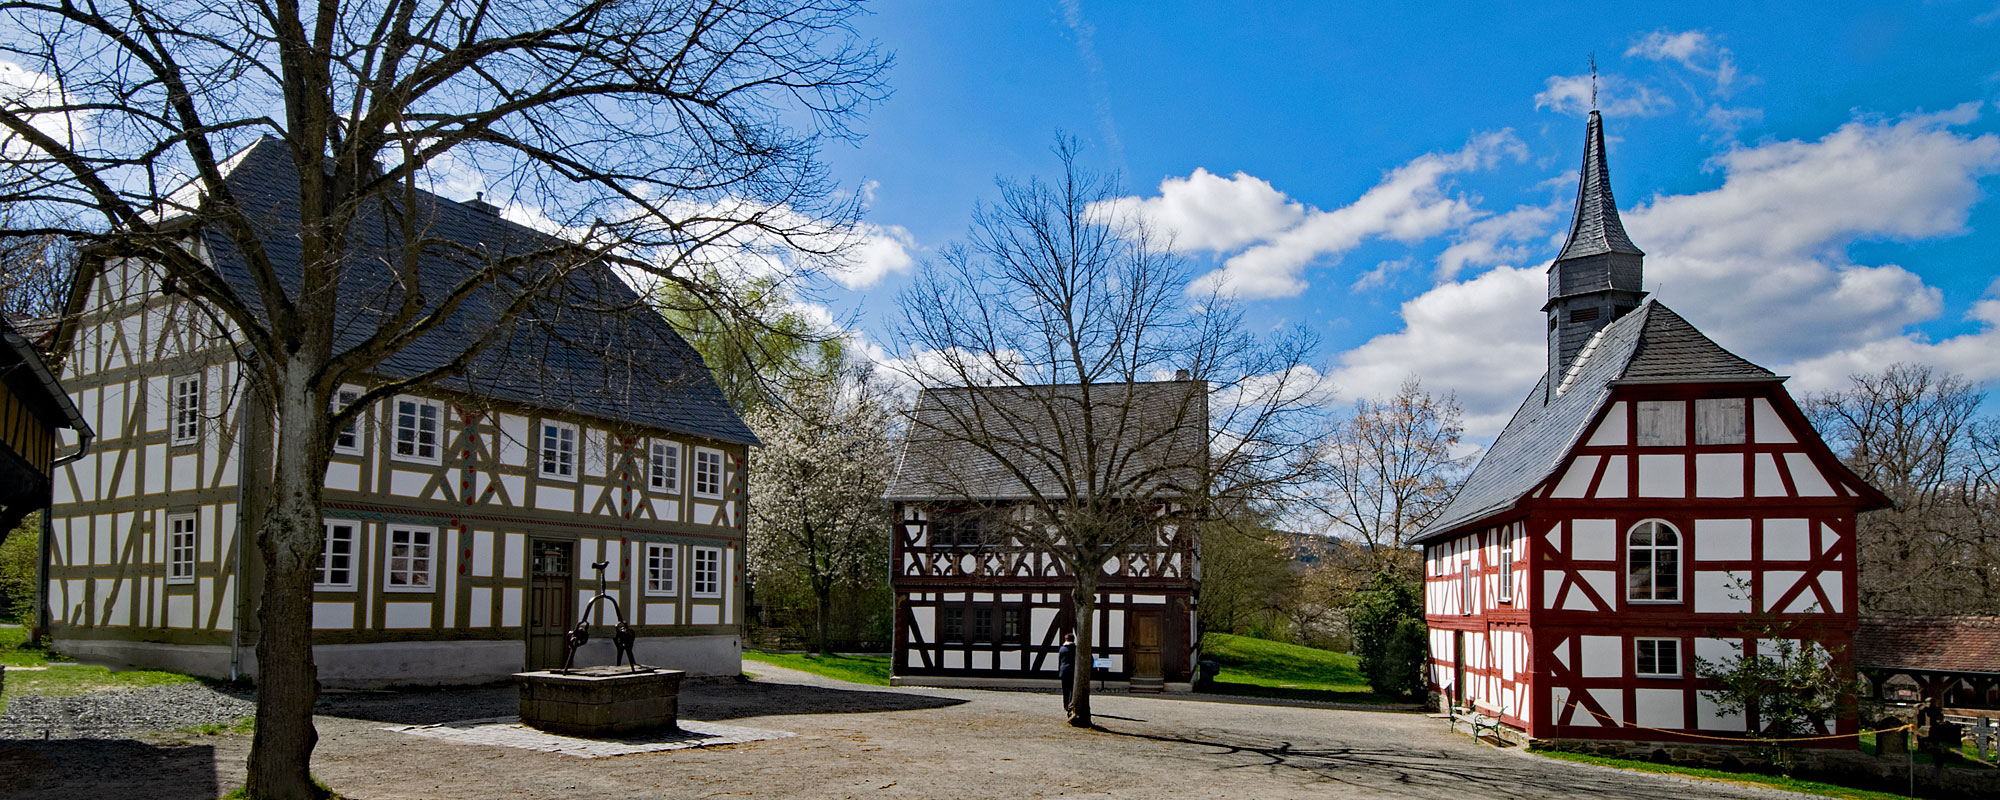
left=464, top=191, right=500, bottom=217
left=1174, top=369, right=1191, bottom=381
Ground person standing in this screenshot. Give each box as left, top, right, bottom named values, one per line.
left=1056, top=632, right=1077, bottom=708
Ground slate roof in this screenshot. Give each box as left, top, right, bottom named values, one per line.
left=1412, top=301, right=1779, bottom=542
left=1856, top=616, right=2000, bottom=675
left=883, top=380, right=1208, bottom=503
left=166, top=138, right=755, bottom=445
left=1552, top=110, right=1644, bottom=263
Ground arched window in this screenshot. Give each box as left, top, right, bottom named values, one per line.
left=1627, top=520, right=1681, bottom=602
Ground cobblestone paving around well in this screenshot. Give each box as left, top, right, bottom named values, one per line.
left=385, top=715, right=795, bottom=758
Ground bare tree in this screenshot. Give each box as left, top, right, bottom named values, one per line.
left=1312, top=377, right=1472, bottom=577
left=745, top=365, right=896, bottom=654
left=1804, top=364, right=1998, bottom=615
left=891, top=137, right=1328, bottom=727
left=0, top=2, right=885, bottom=796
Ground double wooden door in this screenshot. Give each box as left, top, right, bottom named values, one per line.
left=527, top=539, right=575, bottom=670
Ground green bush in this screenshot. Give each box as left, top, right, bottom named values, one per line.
left=1347, top=571, right=1427, bottom=698
left=0, top=514, right=39, bottom=625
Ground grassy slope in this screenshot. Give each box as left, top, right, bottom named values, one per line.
left=742, top=650, right=892, bottom=686
left=1199, top=632, right=1395, bottom=703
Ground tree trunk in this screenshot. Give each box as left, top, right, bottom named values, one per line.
left=812, top=574, right=832, bottom=656
left=1068, top=569, right=1097, bottom=728
left=245, top=365, right=329, bottom=800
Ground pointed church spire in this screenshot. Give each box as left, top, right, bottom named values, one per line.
left=1544, top=110, right=1648, bottom=397
left=1554, top=110, right=1643, bottom=262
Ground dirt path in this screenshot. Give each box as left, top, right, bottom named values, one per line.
left=3, top=665, right=1811, bottom=800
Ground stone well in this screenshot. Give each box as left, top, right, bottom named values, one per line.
left=515, top=666, right=685, bottom=737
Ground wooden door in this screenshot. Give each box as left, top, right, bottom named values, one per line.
left=1452, top=631, right=1466, bottom=707
left=526, top=539, right=575, bottom=670
left=1130, top=610, right=1164, bottom=684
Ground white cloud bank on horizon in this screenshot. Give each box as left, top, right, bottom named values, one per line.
left=1100, top=130, right=1528, bottom=299
left=1328, top=103, right=2000, bottom=441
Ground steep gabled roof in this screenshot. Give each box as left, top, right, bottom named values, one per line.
left=883, top=380, right=1207, bottom=503
left=1552, top=110, right=1644, bottom=263
left=144, top=138, right=757, bottom=445
left=1413, top=301, right=1778, bottom=542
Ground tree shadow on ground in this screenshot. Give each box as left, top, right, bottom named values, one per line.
left=316, top=679, right=963, bottom=726
left=0, top=739, right=217, bottom=800
left=1094, top=726, right=1751, bottom=800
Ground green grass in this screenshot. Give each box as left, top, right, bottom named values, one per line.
left=1533, top=748, right=1915, bottom=800
left=177, top=716, right=256, bottom=737
left=1, top=624, right=197, bottom=714
left=1197, top=633, right=1402, bottom=704
left=742, top=650, right=892, bottom=686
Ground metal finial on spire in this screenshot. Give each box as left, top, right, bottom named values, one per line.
left=1589, top=53, right=1598, bottom=111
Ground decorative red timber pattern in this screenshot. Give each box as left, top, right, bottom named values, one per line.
left=1425, top=383, right=1883, bottom=745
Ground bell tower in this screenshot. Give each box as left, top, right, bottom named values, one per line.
left=1545, top=110, right=1646, bottom=395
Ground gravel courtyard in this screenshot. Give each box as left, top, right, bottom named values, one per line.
left=2, top=664, right=1812, bottom=800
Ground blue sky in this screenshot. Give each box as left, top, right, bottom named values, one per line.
left=806, top=3, right=2000, bottom=438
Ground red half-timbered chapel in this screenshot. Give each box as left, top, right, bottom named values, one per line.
left=1413, top=110, right=1889, bottom=746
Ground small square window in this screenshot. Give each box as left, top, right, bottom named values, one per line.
left=693, top=448, right=724, bottom=499
left=317, top=520, right=358, bottom=590
left=332, top=388, right=365, bottom=455
left=384, top=526, right=436, bottom=591
left=1695, top=398, right=1746, bottom=445
left=1635, top=400, right=1686, bottom=447
left=171, top=375, right=202, bottom=445
left=650, top=440, right=680, bottom=492
left=1636, top=638, right=1681, bottom=677
left=167, top=513, right=198, bottom=584
left=393, top=397, right=444, bottom=463
left=645, top=543, right=678, bottom=596
left=941, top=607, right=964, bottom=642
left=691, top=546, right=722, bottom=598
left=540, top=420, right=577, bottom=479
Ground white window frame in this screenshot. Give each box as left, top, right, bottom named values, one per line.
left=1635, top=637, right=1682, bottom=678
left=316, top=519, right=359, bottom=590
left=691, top=545, right=722, bottom=598
left=1459, top=558, right=1473, bottom=616
left=331, top=386, right=365, bottom=455
left=391, top=396, right=445, bottom=464
left=692, top=447, right=724, bottom=499
left=166, top=512, right=198, bottom=584
left=170, top=374, right=202, bottom=445
left=539, top=419, right=578, bottom=480
left=1626, top=519, right=1683, bottom=603
left=645, top=542, right=678, bottom=596
left=1498, top=527, right=1515, bottom=604
left=649, top=440, right=681, bottom=493
left=383, top=525, right=438, bottom=592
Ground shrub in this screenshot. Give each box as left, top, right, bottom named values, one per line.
left=1347, top=571, right=1427, bottom=698
left=0, top=514, right=40, bottom=624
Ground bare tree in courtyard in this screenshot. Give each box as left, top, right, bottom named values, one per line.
left=892, top=138, right=1328, bottom=727
left=0, top=2, right=885, bottom=796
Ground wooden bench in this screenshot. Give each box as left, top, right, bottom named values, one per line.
left=1449, top=703, right=1502, bottom=742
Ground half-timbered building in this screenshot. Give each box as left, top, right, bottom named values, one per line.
left=1413, top=111, right=1889, bottom=745
left=39, top=139, right=756, bottom=685
left=1, top=313, right=92, bottom=547
left=884, top=381, right=1202, bottom=691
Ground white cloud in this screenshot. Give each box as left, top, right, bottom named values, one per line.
left=1332, top=105, right=2000, bottom=440
left=831, top=222, right=918, bottom=290
left=1184, top=130, right=1527, bottom=299
left=1350, top=259, right=1408, bottom=293
left=0, top=60, right=90, bottom=154
left=1627, top=30, right=1740, bottom=96
left=1535, top=73, right=1675, bottom=118
left=1098, top=168, right=1305, bottom=253
left=1435, top=203, right=1558, bottom=281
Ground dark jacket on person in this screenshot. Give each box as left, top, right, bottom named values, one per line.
left=1057, top=641, right=1075, bottom=677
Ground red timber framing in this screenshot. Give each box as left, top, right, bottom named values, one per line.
left=1424, top=381, right=1887, bottom=746
left=889, top=502, right=1196, bottom=684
